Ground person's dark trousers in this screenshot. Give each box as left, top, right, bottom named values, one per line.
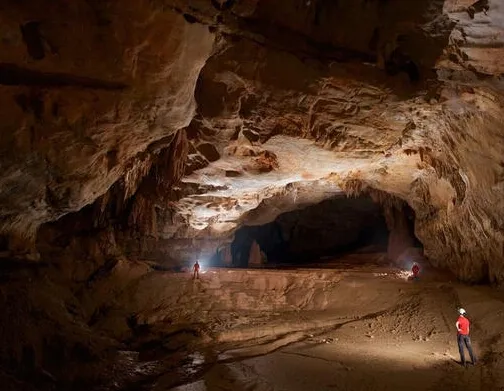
left=458, top=334, right=476, bottom=365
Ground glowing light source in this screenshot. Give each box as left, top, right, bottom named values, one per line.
left=396, top=270, right=413, bottom=281
left=194, top=259, right=208, bottom=274
left=402, top=258, right=415, bottom=271
left=395, top=258, right=421, bottom=281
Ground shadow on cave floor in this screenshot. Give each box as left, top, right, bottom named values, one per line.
left=102, top=265, right=503, bottom=391
left=0, top=199, right=486, bottom=391
left=0, top=257, right=502, bottom=391
left=0, top=192, right=455, bottom=391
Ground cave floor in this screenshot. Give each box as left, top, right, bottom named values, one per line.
left=88, top=257, right=504, bottom=391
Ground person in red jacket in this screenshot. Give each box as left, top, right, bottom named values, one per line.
left=456, top=308, right=477, bottom=366
left=412, top=263, right=420, bottom=280
left=192, top=260, right=200, bottom=280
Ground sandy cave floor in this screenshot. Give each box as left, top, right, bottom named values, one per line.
left=97, top=257, right=504, bottom=391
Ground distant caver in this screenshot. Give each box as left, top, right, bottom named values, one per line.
left=193, top=260, right=201, bottom=280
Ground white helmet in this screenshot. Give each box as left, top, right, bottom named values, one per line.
left=459, top=308, right=466, bottom=315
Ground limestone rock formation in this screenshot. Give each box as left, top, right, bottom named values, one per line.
left=0, top=1, right=215, bottom=258
left=0, top=0, right=503, bottom=283
left=1, top=1, right=504, bottom=389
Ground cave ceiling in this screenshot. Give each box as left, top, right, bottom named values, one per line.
left=0, top=0, right=503, bottom=281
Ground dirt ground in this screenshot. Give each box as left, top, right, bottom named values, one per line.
left=141, top=258, right=504, bottom=391
left=5, top=254, right=502, bottom=391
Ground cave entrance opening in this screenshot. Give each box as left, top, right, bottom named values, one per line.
left=211, top=194, right=424, bottom=269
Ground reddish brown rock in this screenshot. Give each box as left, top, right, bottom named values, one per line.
left=0, top=0, right=503, bottom=285
left=1, top=2, right=504, bottom=390
left=0, top=1, right=215, bottom=257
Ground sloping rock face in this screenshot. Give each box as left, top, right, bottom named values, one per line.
left=0, top=0, right=214, bottom=258
left=0, top=0, right=503, bottom=284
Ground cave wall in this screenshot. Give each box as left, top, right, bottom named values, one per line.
left=0, top=0, right=502, bottom=284
left=343, top=87, right=504, bottom=283
left=0, top=0, right=215, bottom=258
left=0, top=1, right=503, bottom=389
left=416, top=102, right=504, bottom=283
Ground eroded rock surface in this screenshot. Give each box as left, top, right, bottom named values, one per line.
left=0, top=1, right=214, bottom=257
left=1, top=1, right=504, bottom=389
left=0, top=1, right=503, bottom=280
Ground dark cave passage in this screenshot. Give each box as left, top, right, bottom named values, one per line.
left=211, top=195, right=423, bottom=268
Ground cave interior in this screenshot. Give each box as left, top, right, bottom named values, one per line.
left=214, top=194, right=423, bottom=268
left=0, top=0, right=504, bottom=390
